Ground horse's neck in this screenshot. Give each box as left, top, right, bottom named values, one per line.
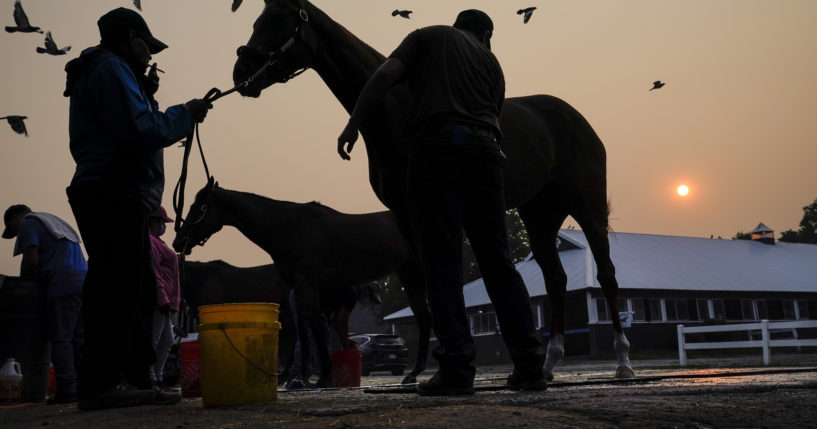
left=308, top=5, right=387, bottom=114
left=215, top=189, right=295, bottom=259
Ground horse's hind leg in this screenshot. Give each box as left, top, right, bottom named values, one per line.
left=309, top=314, right=334, bottom=387
left=519, top=194, right=569, bottom=381
left=396, top=259, right=429, bottom=384
left=574, top=214, right=635, bottom=378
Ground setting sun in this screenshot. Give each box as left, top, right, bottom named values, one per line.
left=677, top=185, right=689, bottom=197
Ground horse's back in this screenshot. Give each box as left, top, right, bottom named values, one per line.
left=182, top=260, right=282, bottom=309
left=500, top=94, right=607, bottom=207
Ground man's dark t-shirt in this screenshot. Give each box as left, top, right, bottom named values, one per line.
left=389, top=25, right=505, bottom=140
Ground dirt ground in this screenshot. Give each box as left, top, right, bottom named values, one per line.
left=3, top=355, right=816, bottom=428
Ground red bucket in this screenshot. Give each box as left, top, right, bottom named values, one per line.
left=180, top=340, right=201, bottom=398
left=47, top=367, right=55, bottom=396
left=330, top=349, right=361, bottom=387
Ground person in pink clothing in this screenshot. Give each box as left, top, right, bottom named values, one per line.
left=147, top=206, right=180, bottom=390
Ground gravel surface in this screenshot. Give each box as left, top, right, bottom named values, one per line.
left=3, top=353, right=816, bottom=428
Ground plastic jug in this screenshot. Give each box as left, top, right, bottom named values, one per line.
left=0, top=358, right=23, bottom=402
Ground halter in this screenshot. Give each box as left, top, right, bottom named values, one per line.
left=236, top=8, right=311, bottom=86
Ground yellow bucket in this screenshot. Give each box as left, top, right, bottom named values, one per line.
left=198, top=303, right=281, bottom=407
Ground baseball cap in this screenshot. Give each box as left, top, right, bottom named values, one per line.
left=3, top=204, right=31, bottom=239
left=151, top=206, right=173, bottom=223
left=98, top=7, right=168, bottom=54
left=453, top=9, right=494, bottom=34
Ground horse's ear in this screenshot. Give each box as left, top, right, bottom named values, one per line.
left=207, top=176, right=214, bottom=188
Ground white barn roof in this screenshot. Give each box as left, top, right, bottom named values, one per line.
left=384, top=230, right=817, bottom=320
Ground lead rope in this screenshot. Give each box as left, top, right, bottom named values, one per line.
left=172, top=8, right=311, bottom=233
left=172, top=85, right=242, bottom=234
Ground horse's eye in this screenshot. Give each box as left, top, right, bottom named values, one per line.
left=200, top=204, right=208, bottom=213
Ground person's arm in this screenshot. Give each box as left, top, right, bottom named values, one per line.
left=89, top=59, right=210, bottom=150
left=337, top=57, right=406, bottom=160
left=19, top=246, right=39, bottom=277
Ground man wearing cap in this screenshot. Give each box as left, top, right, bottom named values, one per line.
left=3, top=204, right=86, bottom=404
left=147, top=206, right=180, bottom=391
left=63, top=7, right=211, bottom=410
left=337, top=10, right=546, bottom=395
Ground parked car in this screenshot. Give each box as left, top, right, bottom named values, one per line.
left=349, top=334, right=409, bottom=376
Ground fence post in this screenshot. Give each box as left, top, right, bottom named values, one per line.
left=677, top=324, right=687, bottom=366
left=761, top=319, right=770, bottom=366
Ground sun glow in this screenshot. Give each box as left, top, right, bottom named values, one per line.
left=677, top=185, right=689, bottom=197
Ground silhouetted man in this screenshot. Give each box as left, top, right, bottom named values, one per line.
left=337, top=9, right=546, bottom=395
left=3, top=204, right=86, bottom=404
left=63, top=7, right=211, bottom=411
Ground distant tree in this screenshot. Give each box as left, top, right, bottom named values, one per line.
left=778, top=198, right=817, bottom=244
left=462, top=208, right=530, bottom=283
left=732, top=231, right=751, bottom=240
left=370, top=209, right=533, bottom=323
left=778, top=229, right=800, bottom=242
left=367, top=273, right=403, bottom=327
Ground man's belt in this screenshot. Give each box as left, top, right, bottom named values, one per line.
left=436, top=123, right=497, bottom=141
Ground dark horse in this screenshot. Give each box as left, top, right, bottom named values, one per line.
left=179, top=260, right=297, bottom=380
left=232, top=0, right=634, bottom=379
left=180, top=259, right=376, bottom=385
left=172, top=180, right=427, bottom=382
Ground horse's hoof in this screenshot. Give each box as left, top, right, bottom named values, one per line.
left=401, top=374, right=417, bottom=384
left=615, top=366, right=635, bottom=379
left=543, top=369, right=554, bottom=382
left=315, top=377, right=332, bottom=388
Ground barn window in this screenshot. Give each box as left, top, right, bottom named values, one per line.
left=596, top=297, right=609, bottom=321
left=665, top=299, right=689, bottom=321
left=711, top=300, right=726, bottom=320
left=632, top=298, right=663, bottom=322
left=803, top=300, right=817, bottom=320
left=470, top=310, right=498, bottom=335
left=756, top=300, right=768, bottom=319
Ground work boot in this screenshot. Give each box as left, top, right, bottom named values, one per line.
left=77, top=383, right=155, bottom=411
left=149, top=386, right=182, bottom=405
left=153, top=380, right=181, bottom=393
left=417, top=372, right=474, bottom=396
left=47, top=392, right=77, bottom=405
left=286, top=376, right=306, bottom=390
left=506, top=368, right=547, bottom=391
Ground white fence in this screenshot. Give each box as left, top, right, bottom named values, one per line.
left=677, top=319, right=817, bottom=366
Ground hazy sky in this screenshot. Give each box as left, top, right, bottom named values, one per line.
left=2, top=0, right=816, bottom=276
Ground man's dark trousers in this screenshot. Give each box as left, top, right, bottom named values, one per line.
left=406, top=131, right=544, bottom=384
left=46, top=292, right=84, bottom=395
left=67, top=184, right=157, bottom=396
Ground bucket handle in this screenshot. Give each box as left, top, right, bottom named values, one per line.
left=219, top=328, right=281, bottom=378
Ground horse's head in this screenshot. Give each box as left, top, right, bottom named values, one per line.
left=172, top=179, right=224, bottom=255
left=233, top=0, right=318, bottom=97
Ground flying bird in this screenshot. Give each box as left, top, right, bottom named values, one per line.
left=517, top=7, right=537, bottom=24
left=1, top=115, right=29, bottom=136
left=392, top=10, right=412, bottom=19
left=650, top=80, right=666, bottom=91
left=5, top=0, right=42, bottom=33
left=231, top=0, right=243, bottom=12
left=36, top=31, right=71, bottom=55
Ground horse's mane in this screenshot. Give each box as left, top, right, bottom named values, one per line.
left=305, top=0, right=386, bottom=64
left=185, top=259, right=233, bottom=268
